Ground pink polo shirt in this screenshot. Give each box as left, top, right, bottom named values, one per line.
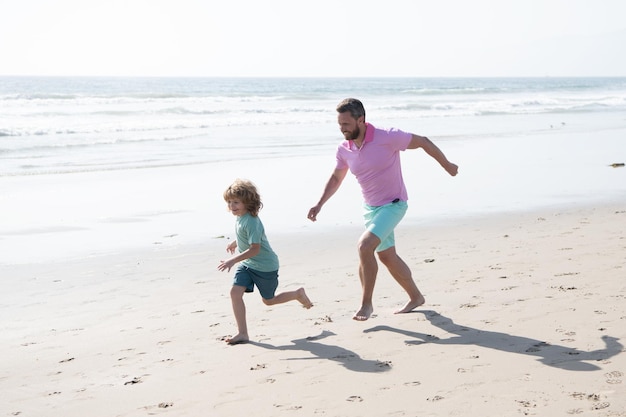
left=335, top=122, right=412, bottom=206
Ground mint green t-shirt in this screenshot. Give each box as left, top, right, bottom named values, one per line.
left=236, top=212, right=279, bottom=272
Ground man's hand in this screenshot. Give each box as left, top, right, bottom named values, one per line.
left=446, top=163, right=459, bottom=176
left=307, top=205, right=322, bottom=222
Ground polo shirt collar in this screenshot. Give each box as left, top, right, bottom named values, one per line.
left=363, top=122, right=375, bottom=143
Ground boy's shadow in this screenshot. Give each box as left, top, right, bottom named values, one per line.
left=364, top=310, right=622, bottom=371
left=250, top=330, right=392, bottom=373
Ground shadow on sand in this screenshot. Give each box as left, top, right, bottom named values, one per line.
left=363, top=310, right=623, bottom=371
left=250, top=330, right=392, bottom=373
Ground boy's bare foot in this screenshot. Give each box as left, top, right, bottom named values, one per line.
left=353, top=304, right=373, bottom=321
left=394, top=293, right=425, bottom=314
left=225, top=333, right=249, bottom=345
left=296, top=287, right=313, bottom=309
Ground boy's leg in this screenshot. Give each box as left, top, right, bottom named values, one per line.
left=263, top=288, right=313, bottom=308
left=227, top=285, right=249, bottom=344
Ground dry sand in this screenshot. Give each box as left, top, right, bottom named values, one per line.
left=2, top=202, right=625, bottom=416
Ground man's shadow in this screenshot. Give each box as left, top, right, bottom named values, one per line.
left=364, top=310, right=622, bottom=371
left=250, top=330, right=392, bottom=373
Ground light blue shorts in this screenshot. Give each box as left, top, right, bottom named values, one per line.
left=233, top=265, right=279, bottom=300
left=363, top=200, right=408, bottom=252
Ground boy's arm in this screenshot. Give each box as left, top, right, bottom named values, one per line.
left=218, top=243, right=260, bottom=272
left=407, top=134, right=458, bottom=176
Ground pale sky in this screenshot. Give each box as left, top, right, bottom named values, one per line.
left=1, top=0, right=625, bottom=77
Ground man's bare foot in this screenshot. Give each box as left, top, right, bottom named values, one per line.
left=353, top=305, right=373, bottom=321
left=225, top=333, right=249, bottom=345
left=394, top=294, right=426, bottom=314
left=296, top=288, right=313, bottom=309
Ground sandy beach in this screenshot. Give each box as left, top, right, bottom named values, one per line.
left=2, top=199, right=625, bottom=417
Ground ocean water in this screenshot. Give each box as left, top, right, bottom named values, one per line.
left=1, top=77, right=626, bottom=263
left=2, top=76, right=626, bottom=177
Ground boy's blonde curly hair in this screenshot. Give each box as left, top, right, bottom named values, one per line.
left=223, top=179, right=263, bottom=217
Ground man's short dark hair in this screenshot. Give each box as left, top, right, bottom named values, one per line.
left=336, top=98, right=365, bottom=120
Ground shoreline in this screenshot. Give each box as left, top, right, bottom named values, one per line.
left=3, top=194, right=625, bottom=267
left=2, top=154, right=624, bottom=266
left=2, top=105, right=625, bottom=265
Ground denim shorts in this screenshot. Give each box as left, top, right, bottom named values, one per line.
left=363, top=200, right=408, bottom=252
left=233, top=265, right=279, bottom=300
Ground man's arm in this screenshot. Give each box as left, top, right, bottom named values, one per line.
left=307, top=168, right=348, bottom=222
left=407, top=134, right=458, bottom=176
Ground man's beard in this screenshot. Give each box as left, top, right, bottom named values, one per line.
left=345, top=126, right=360, bottom=140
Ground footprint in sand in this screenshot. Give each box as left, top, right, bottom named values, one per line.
left=314, top=315, right=333, bottom=325
left=124, top=377, right=142, bottom=385
left=591, top=402, right=610, bottom=410
left=428, top=395, right=444, bottom=402
left=141, top=402, right=174, bottom=412
left=347, top=395, right=363, bottom=402
left=525, top=341, right=549, bottom=352
left=605, top=371, right=623, bottom=384
left=376, top=360, right=392, bottom=368
left=516, top=399, right=536, bottom=408
left=273, top=404, right=302, bottom=410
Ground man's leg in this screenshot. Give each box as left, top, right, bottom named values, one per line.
left=354, top=231, right=380, bottom=321
left=377, top=246, right=425, bottom=313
